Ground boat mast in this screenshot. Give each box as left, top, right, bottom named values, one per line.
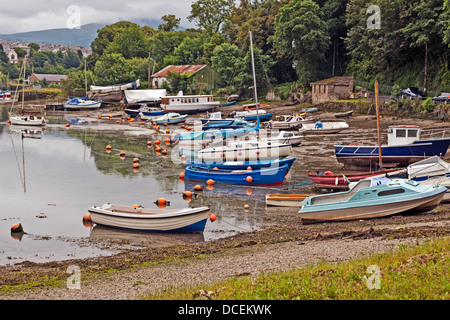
left=375, top=80, right=383, bottom=169
left=84, top=59, right=88, bottom=99
left=249, top=31, right=260, bottom=135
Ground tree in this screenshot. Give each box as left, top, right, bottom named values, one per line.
left=94, top=53, right=132, bottom=85
left=210, top=42, right=242, bottom=87
left=188, top=0, right=235, bottom=34
left=170, top=36, right=206, bottom=65
left=0, top=44, right=8, bottom=63
left=402, top=0, right=445, bottom=94
left=273, top=0, right=330, bottom=89
left=148, top=31, right=187, bottom=69
left=158, top=14, right=181, bottom=32
left=107, top=27, right=149, bottom=60
left=90, top=21, right=141, bottom=61
left=234, top=46, right=276, bottom=91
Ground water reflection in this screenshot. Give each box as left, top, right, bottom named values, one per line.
left=89, top=225, right=205, bottom=247
left=0, top=115, right=281, bottom=265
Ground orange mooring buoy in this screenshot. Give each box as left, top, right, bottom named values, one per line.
left=206, top=179, right=214, bottom=186
left=194, top=185, right=203, bottom=191
left=209, top=214, right=216, bottom=222
left=10, top=223, right=24, bottom=233
left=246, top=176, right=253, bottom=183
left=179, top=172, right=185, bottom=179
left=244, top=204, right=250, bottom=210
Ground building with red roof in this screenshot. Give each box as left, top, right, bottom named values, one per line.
left=151, top=64, right=220, bottom=91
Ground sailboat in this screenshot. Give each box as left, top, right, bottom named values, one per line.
left=195, top=31, right=292, bottom=163
left=64, top=60, right=102, bottom=110
left=9, top=57, right=48, bottom=126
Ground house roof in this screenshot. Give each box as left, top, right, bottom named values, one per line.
left=311, top=76, right=353, bottom=85
left=29, top=74, right=68, bottom=82
left=151, top=65, right=207, bottom=78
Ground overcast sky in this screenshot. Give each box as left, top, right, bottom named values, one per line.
left=0, top=0, right=196, bottom=34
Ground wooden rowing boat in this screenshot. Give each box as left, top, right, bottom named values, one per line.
left=265, top=194, right=314, bottom=207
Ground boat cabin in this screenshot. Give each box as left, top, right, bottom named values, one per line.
left=161, top=95, right=216, bottom=106
left=387, top=125, right=422, bottom=146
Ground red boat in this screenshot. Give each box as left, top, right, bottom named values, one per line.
left=308, top=168, right=406, bottom=190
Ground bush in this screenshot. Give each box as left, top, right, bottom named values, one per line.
left=421, top=97, right=435, bottom=112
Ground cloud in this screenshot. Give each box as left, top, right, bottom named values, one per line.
left=0, top=0, right=195, bottom=34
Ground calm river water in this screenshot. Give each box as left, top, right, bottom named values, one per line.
left=0, top=108, right=291, bottom=265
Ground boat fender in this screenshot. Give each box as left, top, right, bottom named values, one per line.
left=325, top=170, right=334, bottom=175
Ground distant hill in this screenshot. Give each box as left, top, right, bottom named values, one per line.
left=0, top=19, right=175, bottom=48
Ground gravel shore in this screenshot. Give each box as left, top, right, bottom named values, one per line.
left=1, top=212, right=449, bottom=300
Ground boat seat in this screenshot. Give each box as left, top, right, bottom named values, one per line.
left=310, top=179, right=371, bottom=205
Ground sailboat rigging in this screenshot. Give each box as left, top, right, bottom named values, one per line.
left=8, top=57, right=48, bottom=126
left=63, top=60, right=102, bottom=110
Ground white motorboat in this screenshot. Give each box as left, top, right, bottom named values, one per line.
left=197, top=139, right=292, bottom=162
left=153, top=112, right=188, bottom=125
left=299, top=120, right=349, bottom=134
left=160, top=92, right=221, bottom=114
left=8, top=57, right=47, bottom=126
left=88, top=203, right=210, bottom=232
left=407, top=156, right=450, bottom=202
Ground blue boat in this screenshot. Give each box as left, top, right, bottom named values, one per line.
left=184, top=164, right=289, bottom=185
left=221, top=101, right=237, bottom=107
left=189, top=157, right=296, bottom=172
left=335, top=125, right=450, bottom=168
left=299, top=177, right=447, bottom=224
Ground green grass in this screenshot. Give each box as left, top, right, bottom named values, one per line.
left=141, top=236, right=450, bottom=300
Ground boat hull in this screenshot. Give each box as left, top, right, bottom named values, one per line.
left=10, top=115, right=47, bottom=126
left=185, top=164, right=289, bottom=185
left=154, top=115, right=188, bottom=125
left=64, top=101, right=102, bottom=110
left=334, top=138, right=450, bottom=168
left=88, top=204, right=210, bottom=232
left=308, top=169, right=406, bottom=190
left=265, top=194, right=313, bottom=207
left=191, top=157, right=296, bottom=172
left=299, top=187, right=446, bottom=224
left=197, top=144, right=292, bottom=162
left=162, top=103, right=219, bottom=114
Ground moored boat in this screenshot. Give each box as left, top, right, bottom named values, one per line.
left=265, top=194, right=314, bottom=207
left=299, top=120, right=349, bottom=134
left=299, top=177, right=447, bottom=224
left=161, top=93, right=220, bottom=114
left=229, top=109, right=273, bottom=122
left=267, top=115, right=310, bottom=130
left=153, top=112, right=188, bottom=125
left=190, top=157, right=296, bottom=172
left=88, top=203, right=210, bottom=232
left=185, top=164, right=289, bottom=185
left=197, top=139, right=292, bottom=162
left=407, top=156, right=450, bottom=202
left=334, top=110, right=353, bottom=118
left=308, top=168, right=406, bottom=190
left=334, top=125, right=450, bottom=168
left=64, top=97, right=102, bottom=110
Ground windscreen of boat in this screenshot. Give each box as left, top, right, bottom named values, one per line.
left=310, top=179, right=372, bottom=205
left=377, top=189, right=406, bottom=196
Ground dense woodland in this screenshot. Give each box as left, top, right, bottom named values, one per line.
left=2, top=0, right=450, bottom=99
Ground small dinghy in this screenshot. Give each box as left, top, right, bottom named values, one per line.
left=265, top=194, right=315, bottom=207
left=88, top=203, right=211, bottom=232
